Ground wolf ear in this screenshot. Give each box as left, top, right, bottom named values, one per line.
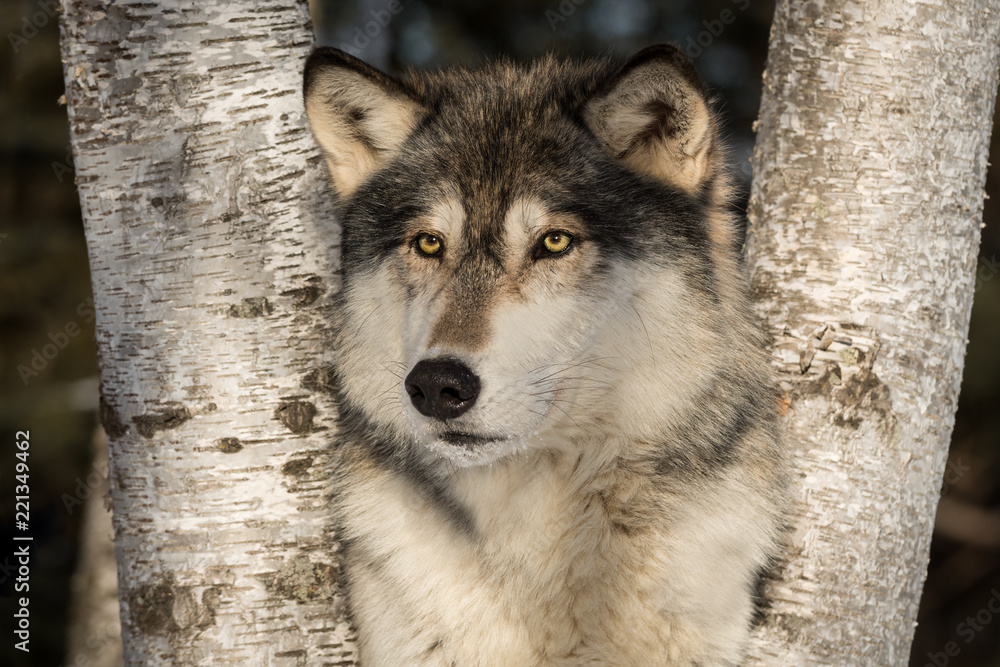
left=304, top=47, right=425, bottom=199
left=584, top=45, right=717, bottom=194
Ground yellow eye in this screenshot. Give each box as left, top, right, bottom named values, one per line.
left=541, top=231, right=573, bottom=255
left=416, top=232, right=443, bottom=257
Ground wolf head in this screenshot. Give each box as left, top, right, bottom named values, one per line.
left=305, top=46, right=758, bottom=467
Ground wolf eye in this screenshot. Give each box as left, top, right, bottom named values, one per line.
left=536, top=231, right=573, bottom=258
left=415, top=232, right=443, bottom=257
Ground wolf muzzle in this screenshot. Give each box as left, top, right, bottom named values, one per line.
left=405, top=357, right=481, bottom=420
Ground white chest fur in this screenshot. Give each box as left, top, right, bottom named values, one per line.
left=339, top=440, right=768, bottom=666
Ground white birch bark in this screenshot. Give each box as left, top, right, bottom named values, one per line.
left=743, top=1, right=1000, bottom=664
left=59, top=1, right=356, bottom=664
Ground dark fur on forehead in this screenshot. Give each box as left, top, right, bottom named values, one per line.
left=395, top=55, right=623, bottom=197
left=399, top=54, right=618, bottom=126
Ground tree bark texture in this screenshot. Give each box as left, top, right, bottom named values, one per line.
left=744, top=1, right=1000, bottom=664
left=59, top=1, right=355, bottom=664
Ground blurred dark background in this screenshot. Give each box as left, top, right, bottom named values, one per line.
left=1, top=1, right=997, bottom=665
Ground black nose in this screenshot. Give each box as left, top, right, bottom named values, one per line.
left=404, top=358, right=481, bottom=421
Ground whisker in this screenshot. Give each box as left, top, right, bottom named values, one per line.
left=355, top=302, right=382, bottom=332
left=380, top=364, right=405, bottom=381
left=528, top=356, right=620, bottom=384
left=632, top=304, right=656, bottom=367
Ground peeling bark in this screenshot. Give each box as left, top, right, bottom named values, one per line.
left=58, top=1, right=355, bottom=664
left=744, top=1, right=1000, bottom=664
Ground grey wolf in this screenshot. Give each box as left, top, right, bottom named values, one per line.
left=304, top=44, right=788, bottom=666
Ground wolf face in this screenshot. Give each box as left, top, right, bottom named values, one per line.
left=305, top=45, right=786, bottom=666
left=306, top=46, right=740, bottom=467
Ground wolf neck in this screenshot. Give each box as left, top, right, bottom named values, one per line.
left=449, top=433, right=647, bottom=568
left=439, top=435, right=659, bottom=650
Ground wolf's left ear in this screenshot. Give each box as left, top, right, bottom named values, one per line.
left=584, top=45, right=717, bottom=194
left=304, top=47, right=426, bottom=199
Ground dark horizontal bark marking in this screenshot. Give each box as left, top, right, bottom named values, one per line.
left=229, top=296, right=273, bottom=318
left=275, top=400, right=317, bottom=433
left=133, top=405, right=192, bottom=438
left=282, top=456, right=314, bottom=476
left=216, top=437, right=243, bottom=453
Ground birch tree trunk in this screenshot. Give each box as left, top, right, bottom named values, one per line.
left=59, top=1, right=356, bottom=664
left=743, top=1, right=1000, bottom=664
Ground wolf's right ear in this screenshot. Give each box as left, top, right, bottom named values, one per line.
left=583, top=45, right=717, bottom=195
left=304, top=48, right=425, bottom=199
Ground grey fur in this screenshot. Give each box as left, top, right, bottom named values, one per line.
left=305, top=45, right=789, bottom=666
